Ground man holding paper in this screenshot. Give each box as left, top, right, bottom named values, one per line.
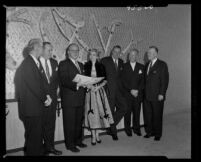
left=58, top=43, right=87, bottom=153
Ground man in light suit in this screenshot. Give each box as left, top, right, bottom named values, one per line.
left=58, top=43, right=87, bottom=153
left=38, top=42, right=62, bottom=155
left=143, top=46, right=169, bottom=141
left=15, top=38, right=52, bottom=156
left=121, top=49, right=144, bottom=137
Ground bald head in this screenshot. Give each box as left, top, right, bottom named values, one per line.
left=66, top=43, right=79, bottom=60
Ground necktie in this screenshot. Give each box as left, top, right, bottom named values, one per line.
left=75, top=61, right=81, bottom=73
left=114, top=59, right=118, bottom=71
left=147, top=61, right=152, bottom=75
left=45, top=60, right=50, bottom=83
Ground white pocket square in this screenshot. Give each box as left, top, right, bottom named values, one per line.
left=139, top=70, right=142, bottom=74
left=55, top=67, right=58, bottom=71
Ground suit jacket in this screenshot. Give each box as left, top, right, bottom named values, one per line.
left=58, top=58, right=85, bottom=108
left=144, top=59, right=169, bottom=101
left=38, top=58, right=59, bottom=109
left=15, top=55, right=48, bottom=117
left=121, top=62, right=145, bottom=101
left=100, top=56, right=124, bottom=99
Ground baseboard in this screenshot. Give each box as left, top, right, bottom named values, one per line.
left=6, top=125, right=144, bottom=154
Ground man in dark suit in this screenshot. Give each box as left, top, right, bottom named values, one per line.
left=121, top=49, right=144, bottom=137
left=38, top=42, right=62, bottom=155
left=100, top=45, right=128, bottom=140
left=58, top=43, right=87, bottom=153
left=15, top=38, right=52, bottom=156
left=143, top=46, right=169, bottom=141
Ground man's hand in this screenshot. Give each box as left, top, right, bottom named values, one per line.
left=158, top=94, right=164, bottom=101
left=77, top=80, right=86, bottom=90
left=130, top=89, right=138, bottom=97
left=44, top=95, right=52, bottom=107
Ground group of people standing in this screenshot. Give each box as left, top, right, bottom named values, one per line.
left=15, top=38, right=169, bottom=156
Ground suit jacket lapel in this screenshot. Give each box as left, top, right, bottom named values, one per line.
left=109, top=57, right=117, bottom=72
left=68, top=58, right=81, bottom=74
left=149, top=59, right=159, bottom=74
left=38, top=59, right=49, bottom=84
left=133, top=63, right=139, bottom=74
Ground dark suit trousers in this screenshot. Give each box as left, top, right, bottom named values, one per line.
left=109, top=90, right=127, bottom=133
left=143, top=99, right=164, bottom=137
left=124, top=97, right=141, bottom=133
left=23, top=116, right=43, bottom=156
left=62, top=106, right=84, bottom=148
left=42, top=104, right=57, bottom=150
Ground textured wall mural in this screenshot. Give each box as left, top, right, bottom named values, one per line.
left=6, top=7, right=147, bottom=99
left=6, top=6, right=190, bottom=101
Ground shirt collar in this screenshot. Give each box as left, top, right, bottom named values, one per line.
left=69, top=57, right=76, bottom=64
left=112, top=57, right=118, bottom=63
left=39, top=56, right=49, bottom=62
left=151, top=57, right=157, bottom=65
left=130, top=61, right=136, bottom=65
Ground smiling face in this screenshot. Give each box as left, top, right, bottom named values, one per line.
left=68, top=44, right=79, bottom=60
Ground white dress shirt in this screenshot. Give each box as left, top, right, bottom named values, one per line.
left=30, top=54, right=40, bottom=68
left=147, top=58, right=157, bottom=74
left=69, top=57, right=81, bottom=73
left=130, top=61, right=136, bottom=71
left=112, top=57, right=118, bottom=67
left=151, top=57, right=157, bottom=67
left=39, top=57, right=52, bottom=81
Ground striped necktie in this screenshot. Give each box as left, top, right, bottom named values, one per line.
left=45, top=59, right=50, bottom=82
left=75, top=61, right=81, bottom=74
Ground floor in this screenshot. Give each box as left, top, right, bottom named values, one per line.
left=6, top=109, right=191, bottom=158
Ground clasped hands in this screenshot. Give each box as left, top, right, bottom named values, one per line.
left=44, top=95, right=52, bottom=107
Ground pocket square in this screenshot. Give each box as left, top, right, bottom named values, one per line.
left=139, top=70, right=142, bottom=74
left=55, top=67, right=58, bottom=71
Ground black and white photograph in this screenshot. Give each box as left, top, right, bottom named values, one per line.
left=3, top=4, right=193, bottom=158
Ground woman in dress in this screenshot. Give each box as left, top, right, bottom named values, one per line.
left=83, top=49, right=114, bottom=145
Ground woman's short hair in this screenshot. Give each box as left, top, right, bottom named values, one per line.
left=87, top=48, right=101, bottom=62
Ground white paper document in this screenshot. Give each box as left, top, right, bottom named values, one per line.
left=73, top=74, right=104, bottom=85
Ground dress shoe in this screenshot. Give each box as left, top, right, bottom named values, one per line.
left=125, top=131, right=132, bottom=137
left=111, top=134, right=118, bottom=141
left=96, top=139, right=102, bottom=143
left=76, top=143, right=87, bottom=148
left=154, top=137, right=161, bottom=141
left=134, top=131, right=142, bottom=136
left=144, top=133, right=154, bottom=138
left=44, top=148, right=62, bottom=156
left=91, top=142, right=96, bottom=145
left=67, top=147, right=80, bottom=153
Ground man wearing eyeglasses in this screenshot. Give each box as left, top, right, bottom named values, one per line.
left=58, top=43, right=87, bottom=153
